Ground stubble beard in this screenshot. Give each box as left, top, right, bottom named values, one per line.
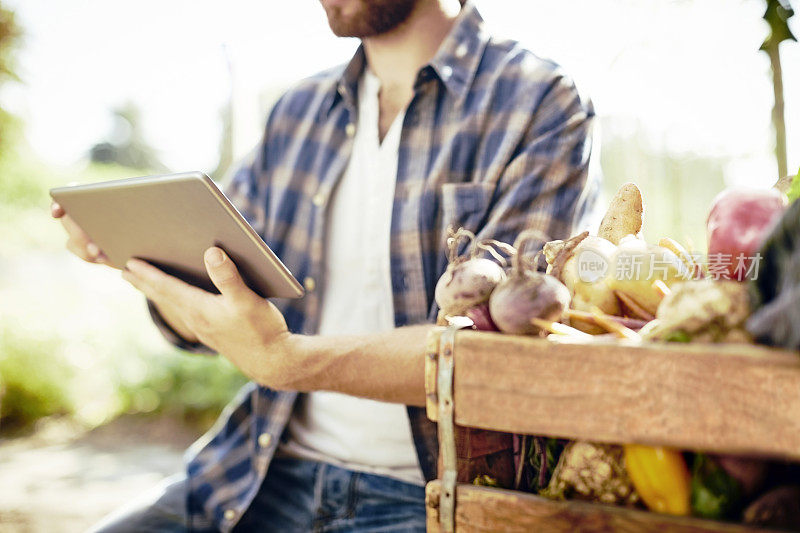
left=323, top=0, right=419, bottom=38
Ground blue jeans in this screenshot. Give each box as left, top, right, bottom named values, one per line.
left=89, top=456, right=426, bottom=532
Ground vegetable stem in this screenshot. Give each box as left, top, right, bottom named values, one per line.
left=590, top=306, right=642, bottom=341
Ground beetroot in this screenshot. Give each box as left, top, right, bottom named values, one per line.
left=466, top=303, right=500, bottom=332
left=434, top=228, right=509, bottom=317
left=707, top=188, right=786, bottom=281
left=489, top=230, right=571, bottom=335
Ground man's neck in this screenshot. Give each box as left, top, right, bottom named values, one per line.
left=363, top=0, right=460, bottom=90
left=362, top=0, right=461, bottom=140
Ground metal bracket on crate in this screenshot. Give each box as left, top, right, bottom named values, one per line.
left=437, top=316, right=472, bottom=533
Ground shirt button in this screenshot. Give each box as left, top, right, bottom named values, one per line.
left=312, top=192, right=326, bottom=207
left=303, top=277, right=316, bottom=292
left=441, top=65, right=453, bottom=80
left=345, top=123, right=356, bottom=137
left=224, top=509, right=236, bottom=521
left=455, top=43, right=468, bottom=58
left=258, top=433, right=272, bottom=448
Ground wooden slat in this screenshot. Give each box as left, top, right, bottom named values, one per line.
left=425, top=327, right=444, bottom=421
left=451, top=331, right=800, bottom=460
left=425, top=481, right=770, bottom=533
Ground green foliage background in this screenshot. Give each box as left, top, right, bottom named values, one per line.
left=0, top=2, right=247, bottom=434
left=0, top=155, right=250, bottom=434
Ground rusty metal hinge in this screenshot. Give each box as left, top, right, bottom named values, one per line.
left=437, top=316, right=472, bottom=532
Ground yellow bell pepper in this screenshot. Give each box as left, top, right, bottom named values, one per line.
left=623, top=444, right=691, bottom=515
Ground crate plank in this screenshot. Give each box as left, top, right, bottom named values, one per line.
left=425, top=327, right=444, bottom=421
left=445, top=331, right=800, bottom=460
left=425, top=481, right=770, bottom=532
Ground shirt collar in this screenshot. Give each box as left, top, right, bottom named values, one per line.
left=332, top=45, right=366, bottom=114
left=328, top=0, right=489, bottom=114
left=424, top=0, right=489, bottom=98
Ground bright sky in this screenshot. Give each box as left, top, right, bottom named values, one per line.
left=3, top=0, right=799, bottom=183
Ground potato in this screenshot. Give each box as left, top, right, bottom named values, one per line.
left=605, top=237, right=688, bottom=316
left=544, top=233, right=619, bottom=333
left=598, top=183, right=644, bottom=245
left=560, top=236, right=621, bottom=317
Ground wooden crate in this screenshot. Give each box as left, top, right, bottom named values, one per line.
left=425, top=482, right=767, bottom=532
left=424, top=327, right=800, bottom=532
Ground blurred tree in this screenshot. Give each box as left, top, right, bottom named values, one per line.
left=0, top=2, right=21, bottom=153
left=0, top=2, right=44, bottom=208
left=210, top=99, right=234, bottom=181
left=761, top=0, right=796, bottom=180
left=89, top=102, right=169, bottom=172
left=210, top=44, right=234, bottom=181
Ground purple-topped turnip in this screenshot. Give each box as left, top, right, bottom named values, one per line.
left=489, top=229, right=571, bottom=335
left=434, top=228, right=512, bottom=318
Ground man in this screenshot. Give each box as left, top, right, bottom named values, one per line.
left=53, top=0, right=596, bottom=530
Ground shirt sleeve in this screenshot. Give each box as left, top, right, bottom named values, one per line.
left=221, top=144, right=268, bottom=234
left=476, top=72, right=598, bottom=248
left=146, top=299, right=216, bottom=355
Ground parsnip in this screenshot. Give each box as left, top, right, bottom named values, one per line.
left=658, top=237, right=697, bottom=278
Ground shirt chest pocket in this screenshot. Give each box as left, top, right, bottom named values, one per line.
left=439, top=181, right=496, bottom=235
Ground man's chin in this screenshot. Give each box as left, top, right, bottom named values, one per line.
left=322, top=0, right=418, bottom=39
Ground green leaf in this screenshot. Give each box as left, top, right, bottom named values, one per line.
left=691, top=454, right=742, bottom=520
left=788, top=167, right=800, bottom=203
left=472, top=475, right=500, bottom=487
left=761, top=0, right=797, bottom=50
left=665, top=330, right=692, bottom=343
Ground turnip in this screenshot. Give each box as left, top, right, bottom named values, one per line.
left=489, top=230, right=571, bottom=335
left=434, top=228, right=510, bottom=317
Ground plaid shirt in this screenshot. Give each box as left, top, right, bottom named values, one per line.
left=149, top=2, right=596, bottom=530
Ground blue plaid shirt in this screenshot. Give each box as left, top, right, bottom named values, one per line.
left=149, top=2, right=596, bottom=530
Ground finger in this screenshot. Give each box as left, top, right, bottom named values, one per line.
left=58, top=215, right=108, bottom=263
left=66, top=238, right=93, bottom=262
left=86, top=242, right=109, bottom=264
left=51, top=202, right=65, bottom=218
left=65, top=238, right=107, bottom=264
left=204, top=247, right=257, bottom=305
left=59, top=214, right=91, bottom=244
left=124, top=258, right=209, bottom=306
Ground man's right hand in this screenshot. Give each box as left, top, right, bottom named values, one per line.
left=51, top=201, right=200, bottom=343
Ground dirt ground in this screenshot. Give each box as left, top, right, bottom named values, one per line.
left=0, top=415, right=202, bottom=533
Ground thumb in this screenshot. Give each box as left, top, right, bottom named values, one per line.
left=204, top=247, right=254, bottom=302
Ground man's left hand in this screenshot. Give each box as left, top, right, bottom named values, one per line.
left=122, top=247, right=303, bottom=390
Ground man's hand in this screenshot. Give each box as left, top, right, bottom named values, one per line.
left=51, top=200, right=198, bottom=341
left=122, top=247, right=309, bottom=390
left=51, top=201, right=108, bottom=264
left=52, top=201, right=428, bottom=403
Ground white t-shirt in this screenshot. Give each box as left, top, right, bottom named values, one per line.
left=279, top=69, right=424, bottom=486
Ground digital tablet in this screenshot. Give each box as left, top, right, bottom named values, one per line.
left=50, top=171, right=304, bottom=299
